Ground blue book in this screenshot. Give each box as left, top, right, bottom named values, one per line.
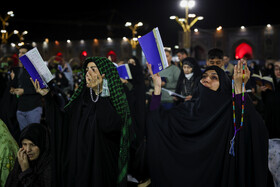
left=19, top=47, right=53, bottom=89
left=138, top=27, right=169, bottom=74
left=117, top=64, right=132, bottom=80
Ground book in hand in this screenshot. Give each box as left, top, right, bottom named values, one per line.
left=117, top=64, right=132, bottom=80
left=162, top=88, right=185, bottom=99
left=251, top=73, right=274, bottom=90
left=138, top=27, right=169, bottom=74
left=19, top=47, right=54, bottom=89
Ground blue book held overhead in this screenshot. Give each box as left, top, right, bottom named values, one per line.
left=19, top=47, right=53, bottom=89
left=117, top=64, right=132, bottom=79
left=138, top=27, right=169, bottom=74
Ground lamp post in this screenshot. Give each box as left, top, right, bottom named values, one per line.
left=14, top=30, right=28, bottom=46
left=0, top=11, right=17, bottom=44
left=125, top=21, right=143, bottom=55
left=170, top=0, right=203, bottom=50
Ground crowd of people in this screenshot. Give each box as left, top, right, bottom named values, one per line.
left=0, top=43, right=279, bottom=187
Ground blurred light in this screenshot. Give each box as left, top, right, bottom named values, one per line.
left=170, top=16, right=176, bottom=20
left=13, top=30, right=19, bottom=34
left=55, top=40, right=59, bottom=45
left=180, top=0, right=188, bottom=8
left=18, top=42, right=24, bottom=46
left=179, top=18, right=185, bottom=22
left=132, top=37, right=138, bottom=41
left=67, top=39, right=71, bottom=43
left=188, top=14, right=196, bottom=18
left=188, top=0, right=195, bottom=8
left=22, top=31, right=28, bottom=35
left=81, top=51, right=87, bottom=57
left=7, top=11, right=14, bottom=17
left=216, top=26, right=222, bottom=31
left=125, top=22, right=132, bottom=27
left=32, top=42, right=37, bottom=47
left=137, top=22, right=143, bottom=27
left=45, top=38, right=49, bottom=43
left=174, top=45, right=179, bottom=49
left=180, top=0, right=195, bottom=8
left=240, top=26, right=245, bottom=30
left=11, top=43, right=16, bottom=47
left=194, top=28, right=198, bottom=32
left=107, top=37, right=112, bottom=42
left=1, top=30, right=7, bottom=33
left=80, top=39, right=85, bottom=44
left=93, top=38, right=99, bottom=44
left=122, top=37, right=128, bottom=41
left=266, top=24, right=272, bottom=28
left=197, top=16, right=204, bottom=20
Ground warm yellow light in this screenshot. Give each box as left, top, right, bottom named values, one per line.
left=216, top=26, right=222, bottom=31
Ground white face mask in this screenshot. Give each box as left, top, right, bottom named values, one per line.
left=185, top=72, right=194, bottom=80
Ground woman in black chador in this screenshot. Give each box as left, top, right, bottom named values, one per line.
left=146, top=61, right=268, bottom=187
left=5, top=123, right=51, bottom=187
left=175, top=57, right=201, bottom=103
left=32, top=57, right=133, bottom=187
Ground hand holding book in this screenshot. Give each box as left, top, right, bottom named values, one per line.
left=146, top=62, right=161, bottom=95
left=30, top=78, right=49, bottom=96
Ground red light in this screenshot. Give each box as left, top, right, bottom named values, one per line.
left=235, top=43, right=253, bottom=59
left=56, top=52, right=62, bottom=57
left=82, top=51, right=87, bottom=57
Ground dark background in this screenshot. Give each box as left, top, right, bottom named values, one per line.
left=2, top=0, right=279, bottom=47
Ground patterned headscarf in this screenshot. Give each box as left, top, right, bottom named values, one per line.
left=65, top=57, right=132, bottom=185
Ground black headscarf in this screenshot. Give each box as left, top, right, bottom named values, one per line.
left=175, top=57, right=202, bottom=96
left=147, top=66, right=268, bottom=186
left=19, top=123, right=51, bottom=171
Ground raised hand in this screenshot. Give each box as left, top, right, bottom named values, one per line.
left=30, top=78, right=50, bottom=96
left=86, top=68, right=105, bottom=94
left=17, top=148, right=30, bottom=172
left=146, top=62, right=161, bottom=95
left=233, top=59, right=250, bottom=94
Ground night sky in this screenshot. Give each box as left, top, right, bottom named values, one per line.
left=2, top=0, right=279, bottom=47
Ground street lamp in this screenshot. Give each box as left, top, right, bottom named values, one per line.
left=124, top=21, right=143, bottom=50
left=0, top=10, right=17, bottom=44
left=14, top=30, right=28, bottom=42
left=170, top=0, right=203, bottom=49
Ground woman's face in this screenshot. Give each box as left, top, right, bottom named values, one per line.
left=22, top=139, right=40, bottom=161
left=183, top=64, right=193, bottom=74
left=200, top=70, right=220, bottom=91
left=274, top=62, right=280, bottom=78
left=85, top=62, right=102, bottom=88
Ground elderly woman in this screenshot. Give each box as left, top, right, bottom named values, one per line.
left=146, top=61, right=268, bottom=186
left=32, top=57, right=133, bottom=187
left=5, top=123, right=51, bottom=187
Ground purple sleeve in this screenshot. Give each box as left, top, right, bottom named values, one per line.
left=149, top=92, right=161, bottom=111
